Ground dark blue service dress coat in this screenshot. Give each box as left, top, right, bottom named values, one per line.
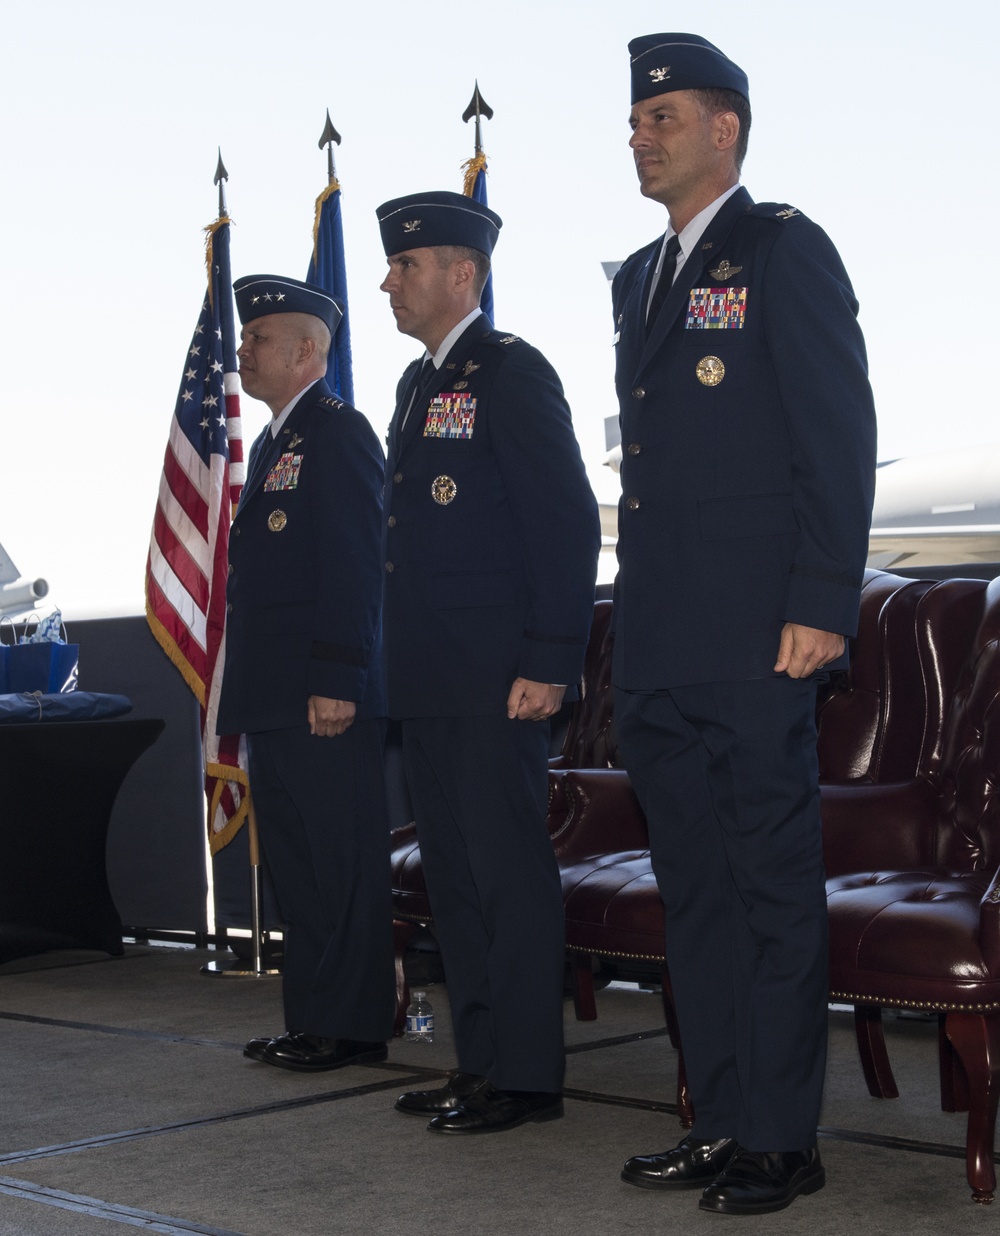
left=383, top=315, right=601, bottom=1091
left=217, top=380, right=394, bottom=1042
left=611, top=187, right=877, bottom=1150
left=612, top=185, right=876, bottom=689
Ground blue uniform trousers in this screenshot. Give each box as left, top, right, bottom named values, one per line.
left=401, top=715, right=566, bottom=1092
left=615, top=678, right=828, bottom=1150
left=246, top=718, right=395, bottom=1043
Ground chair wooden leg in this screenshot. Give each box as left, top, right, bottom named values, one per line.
left=660, top=967, right=681, bottom=1049
left=853, top=1003, right=899, bottom=1098
left=943, top=1011, right=1000, bottom=1204
left=571, top=951, right=598, bottom=1021
left=676, top=1042, right=694, bottom=1129
left=392, top=919, right=420, bottom=1038
left=939, top=1011, right=970, bottom=1112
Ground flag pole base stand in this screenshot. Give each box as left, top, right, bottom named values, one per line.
left=200, top=955, right=280, bottom=978
left=202, top=833, right=279, bottom=977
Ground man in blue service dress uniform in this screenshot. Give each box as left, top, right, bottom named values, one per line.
left=376, top=192, right=601, bottom=1134
left=217, top=275, right=395, bottom=1072
left=611, top=36, right=877, bottom=1214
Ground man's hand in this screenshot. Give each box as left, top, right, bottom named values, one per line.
left=506, top=678, right=567, bottom=721
left=307, top=695, right=356, bottom=737
left=773, top=623, right=845, bottom=679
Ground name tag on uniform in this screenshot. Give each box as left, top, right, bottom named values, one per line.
left=685, top=287, right=747, bottom=330
left=264, top=452, right=303, bottom=491
left=424, top=393, right=477, bottom=439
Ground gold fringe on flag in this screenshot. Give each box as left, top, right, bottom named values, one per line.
left=203, top=215, right=232, bottom=309
left=311, top=177, right=342, bottom=265
left=206, top=766, right=251, bottom=856
left=461, top=153, right=488, bottom=198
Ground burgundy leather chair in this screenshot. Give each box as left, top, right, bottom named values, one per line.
left=824, top=576, right=1000, bottom=1203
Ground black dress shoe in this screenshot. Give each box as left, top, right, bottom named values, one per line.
left=699, top=1146, right=825, bottom=1214
left=259, top=1033, right=388, bottom=1073
left=427, top=1084, right=564, bottom=1135
left=395, top=1072, right=488, bottom=1116
left=621, top=1137, right=737, bottom=1190
left=243, top=1035, right=276, bottom=1063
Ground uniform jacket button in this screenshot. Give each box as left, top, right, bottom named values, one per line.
left=385, top=561, right=395, bottom=573
left=632, top=386, right=646, bottom=399
left=387, top=515, right=397, bottom=528
left=226, top=602, right=233, bottom=613
left=393, top=471, right=403, bottom=484
left=626, top=497, right=640, bottom=510
left=627, top=443, right=642, bottom=455
left=232, top=525, right=241, bottom=536
left=227, top=563, right=234, bottom=576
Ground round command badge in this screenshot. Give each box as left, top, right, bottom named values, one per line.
left=431, top=476, right=458, bottom=506
left=267, top=510, right=288, bottom=532
left=695, top=356, right=725, bottom=386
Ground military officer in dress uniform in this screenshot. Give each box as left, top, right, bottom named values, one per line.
left=376, top=192, right=601, bottom=1134
left=611, top=36, right=877, bottom=1214
left=218, top=274, right=395, bottom=1072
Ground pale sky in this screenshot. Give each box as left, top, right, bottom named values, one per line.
left=1, top=0, right=995, bottom=616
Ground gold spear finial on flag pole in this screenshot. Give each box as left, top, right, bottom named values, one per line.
left=461, top=82, right=493, bottom=196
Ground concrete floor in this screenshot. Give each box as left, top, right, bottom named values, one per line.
left=0, top=945, right=994, bottom=1235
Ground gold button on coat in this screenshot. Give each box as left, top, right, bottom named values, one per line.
left=632, top=386, right=646, bottom=399
left=626, top=497, right=640, bottom=510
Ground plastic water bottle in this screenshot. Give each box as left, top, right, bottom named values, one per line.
left=405, top=990, right=434, bottom=1043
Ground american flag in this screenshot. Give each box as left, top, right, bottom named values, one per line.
left=145, top=215, right=248, bottom=855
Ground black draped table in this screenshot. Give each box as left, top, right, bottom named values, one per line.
left=0, top=718, right=164, bottom=961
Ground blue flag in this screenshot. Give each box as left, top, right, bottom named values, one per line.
left=462, top=155, right=494, bottom=324
left=307, top=180, right=354, bottom=405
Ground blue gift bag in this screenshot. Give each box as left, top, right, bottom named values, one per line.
left=7, top=611, right=79, bottom=694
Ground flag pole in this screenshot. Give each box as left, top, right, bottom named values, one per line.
left=199, top=151, right=278, bottom=978
left=461, top=82, right=495, bottom=321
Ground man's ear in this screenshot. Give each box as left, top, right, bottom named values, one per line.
left=716, top=111, right=740, bottom=154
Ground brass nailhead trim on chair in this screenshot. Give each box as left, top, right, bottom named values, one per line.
left=829, top=989, right=1000, bottom=1014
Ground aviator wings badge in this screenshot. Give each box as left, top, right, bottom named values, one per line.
left=709, top=260, right=743, bottom=281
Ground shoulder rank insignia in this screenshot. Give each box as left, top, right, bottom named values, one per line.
left=318, top=396, right=344, bottom=409
left=461, top=360, right=481, bottom=376
left=775, top=208, right=800, bottom=220
left=708, top=260, right=742, bottom=281
left=498, top=334, right=519, bottom=345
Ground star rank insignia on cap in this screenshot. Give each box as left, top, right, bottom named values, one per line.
left=709, top=259, right=743, bottom=281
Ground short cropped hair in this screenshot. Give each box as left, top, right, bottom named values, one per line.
left=436, top=245, right=492, bottom=296
left=692, top=87, right=751, bottom=172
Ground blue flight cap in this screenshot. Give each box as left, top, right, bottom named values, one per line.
left=628, top=33, right=749, bottom=105
left=233, top=275, right=343, bottom=335
left=377, top=191, right=502, bottom=258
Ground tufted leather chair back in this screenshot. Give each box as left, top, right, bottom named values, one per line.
left=555, top=600, right=619, bottom=769
left=817, top=570, right=934, bottom=783
left=924, top=577, right=1000, bottom=873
